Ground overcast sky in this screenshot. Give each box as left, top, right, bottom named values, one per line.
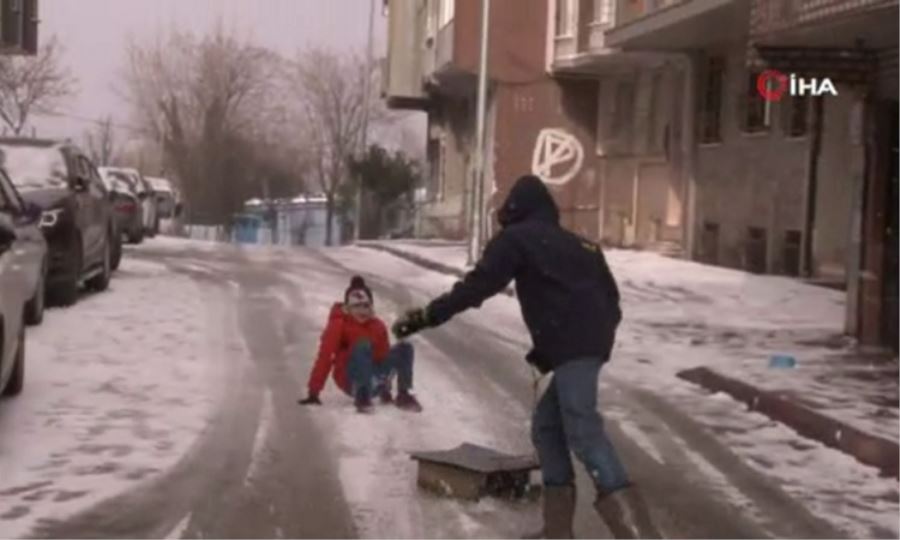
left=33, top=0, right=418, bottom=146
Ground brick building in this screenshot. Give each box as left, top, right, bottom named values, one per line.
left=384, top=0, right=686, bottom=250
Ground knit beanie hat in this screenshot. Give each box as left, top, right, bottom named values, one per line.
left=344, top=275, right=374, bottom=306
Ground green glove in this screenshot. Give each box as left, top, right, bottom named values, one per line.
left=392, top=307, right=430, bottom=339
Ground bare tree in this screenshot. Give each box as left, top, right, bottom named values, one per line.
left=0, top=36, right=77, bottom=136
left=292, top=48, right=385, bottom=246
left=121, top=28, right=279, bottom=224
left=83, top=116, right=118, bottom=165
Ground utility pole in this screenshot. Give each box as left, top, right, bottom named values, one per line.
left=467, top=0, right=490, bottom=265
left=354, top=0, right=377, bottom=242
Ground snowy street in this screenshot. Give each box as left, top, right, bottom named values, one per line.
left=0, top=238, right=896, bottom=539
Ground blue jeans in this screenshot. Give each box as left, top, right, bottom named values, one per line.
left=531, top=358, right=630, bottom=494
left=346, top=341, right=414, bottom=396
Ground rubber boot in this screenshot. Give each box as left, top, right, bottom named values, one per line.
left=523, top=485, right=576, bottom=539
left=594, top=486, right=661, bottom=539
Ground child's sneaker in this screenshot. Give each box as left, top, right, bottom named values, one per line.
left=355, top=387, right=374, bottom=414
left=378, top=386, right=394, bottom=404
left=395, top=391, right=423, bottom=412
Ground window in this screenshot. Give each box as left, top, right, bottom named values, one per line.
left=700, top=57, right=724, bottom=143
left=783, top=230, right=802, bottom=276
left=785, top=96, right=808, bottom=137
left=555, top=0, right=574, bottom=37
left=426, top=0, right=437, bottom=39
left=744, top=71, right=770, bottom=133
left=595, top=0, right=615, bottom=25
left=702, top=221, right=719, bottom=264
left=426, top=137, right=445, bottom=201
left=647, top=71, right=663, bottom=154
left=746, top=226, right=768, bottom=273
left=439, top=0, right=454, bottom=27
left=611, top=79, right=634, bottom=140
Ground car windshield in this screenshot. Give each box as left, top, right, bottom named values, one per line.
left=0, top=146, right=69, bottom=191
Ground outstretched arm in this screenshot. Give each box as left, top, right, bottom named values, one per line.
left=427, top=232, right=523, bottom=325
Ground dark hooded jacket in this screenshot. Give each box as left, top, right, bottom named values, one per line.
left=427, top=175, right=622, bottom=373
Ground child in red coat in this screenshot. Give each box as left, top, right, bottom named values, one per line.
left=298, top=276, right=422, bottom=413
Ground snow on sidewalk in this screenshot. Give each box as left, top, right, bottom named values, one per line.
left=0, top=258, right=222, bottom=538
left=352, top=241, right=899, bottom=538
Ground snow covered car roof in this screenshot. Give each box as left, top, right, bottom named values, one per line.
left=98, top=167, right=138, bottom=195
left=145, top=176, right=174, bottom=193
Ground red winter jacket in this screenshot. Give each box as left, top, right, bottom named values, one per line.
left=307, top=303, right=391, bottom=396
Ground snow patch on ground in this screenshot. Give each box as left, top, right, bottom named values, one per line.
left=244, top=389, right=275, bottom=487
left=0, top=258, right=220, bottom=538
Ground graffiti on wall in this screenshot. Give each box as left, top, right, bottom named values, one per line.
left=531, top=128, right=584, bottom=186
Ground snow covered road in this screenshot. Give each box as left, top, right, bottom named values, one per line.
left=0, top=238, right=894, bottom=539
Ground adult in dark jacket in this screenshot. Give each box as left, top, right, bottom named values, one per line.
left=393, top=175, right=660, bottom=539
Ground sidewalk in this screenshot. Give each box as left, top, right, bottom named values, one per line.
left=357, top=239, right=899, bottom=477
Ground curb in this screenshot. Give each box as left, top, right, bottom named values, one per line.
left=677, top=366, right=899, bottom=478
left=357, top=242, right=515, bottom=298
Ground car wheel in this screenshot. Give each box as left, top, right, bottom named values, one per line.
left=2, top=325, right=25, bottom=397
left=24, top=261, right=46, bottom=326
left=87, top=236, right=112, bottom=292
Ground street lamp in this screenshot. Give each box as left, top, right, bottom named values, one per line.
left=467, top=0, right=491, bottom=265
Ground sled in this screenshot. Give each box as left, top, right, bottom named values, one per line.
left=410, top=443, right=539, bottom=501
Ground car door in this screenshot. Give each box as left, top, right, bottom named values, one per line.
left=76, top=155, right=105, bottom=265
left=86, top=158, right=110, bottom=248
left=63, top=149, right=91, bottom=270
left=0, top=178, right=24, bottom=384
left=0, top=169, right=43, bottom=297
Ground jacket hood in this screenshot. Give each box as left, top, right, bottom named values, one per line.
left=497, top=175, right=559, bottom=227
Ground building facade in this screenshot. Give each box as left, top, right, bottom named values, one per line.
left=384, top=0, right=898, bottom=350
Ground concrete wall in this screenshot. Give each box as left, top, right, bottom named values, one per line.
left=813, top=87, right=865, bottom=281
left=492, top=77, right=603, bottom=240
left=384, top=0, right=427, bottom=102
left=596, top=66, right=685, bottom=247
left=692, top=45, right=861, bottom=276
left=694, top=46, right=809, bottom=273
left=418, top=96, right=473, bottom=240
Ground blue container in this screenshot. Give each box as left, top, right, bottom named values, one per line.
left=769, top=354, right=797, bottom=369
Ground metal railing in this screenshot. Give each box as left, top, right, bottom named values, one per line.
left=751, top=0, right=896, bottom=36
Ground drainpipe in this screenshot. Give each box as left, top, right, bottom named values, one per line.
left=673, top=53, right=697, bottom=260
left=468, top=0, right=491, bottom=265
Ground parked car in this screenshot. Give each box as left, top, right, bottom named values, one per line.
left=99, top=167, right=144, bottom=244
left=0, top=139, right=115, bottom=306
left=145, top=176, right=177, bottom=220
left=103, top=167, right=158, bottom=238
left=0, top=167, right=48, bottom=397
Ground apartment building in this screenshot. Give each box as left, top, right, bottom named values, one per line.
left=384, top=0, right=688, bottom=247
left=748, top=0, right=898, bottom=350
left=606, top=0, right=897, bottom=349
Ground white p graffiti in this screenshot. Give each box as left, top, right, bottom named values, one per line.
left=531, top=128, right=584, bottom=186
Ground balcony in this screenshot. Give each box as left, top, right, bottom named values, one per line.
left=383, top=0, right=429, bottom=110
left=551, top=0, right=661, bottom=74
left=605, top=0, right=749, bottom=50
left=750, top=0, right=898, bottom=48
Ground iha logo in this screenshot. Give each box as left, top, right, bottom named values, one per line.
left=757, top=70, right=839, bottom=102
